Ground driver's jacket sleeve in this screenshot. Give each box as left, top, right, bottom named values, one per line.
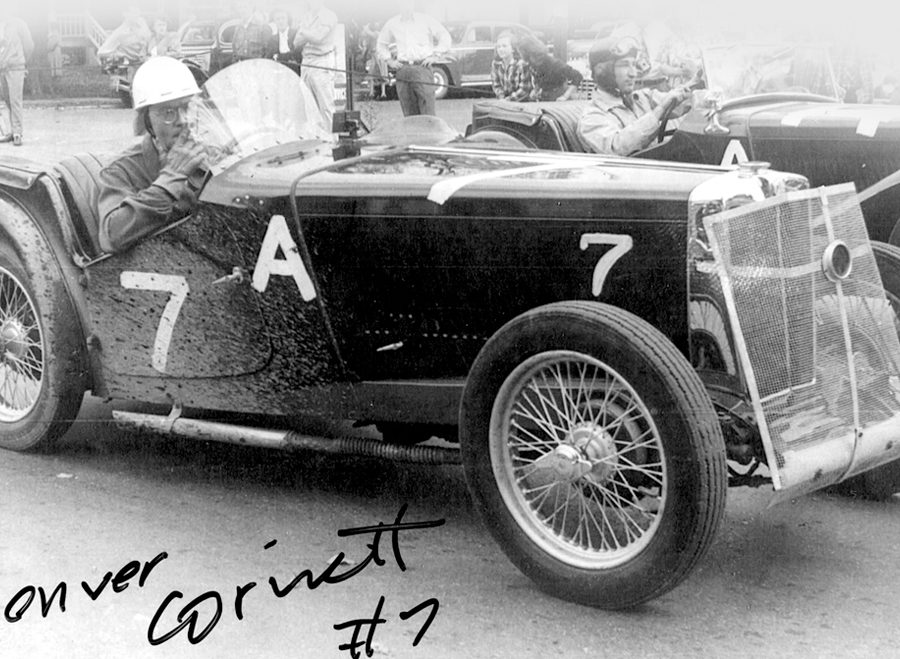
left=98, top=135, right=196, bottom=253
left=577, top=87, right=684, bottom=156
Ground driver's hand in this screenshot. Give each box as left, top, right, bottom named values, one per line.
left=163, top=133, right=208, bottom=178
left=662, top=86, right=692, bottom=111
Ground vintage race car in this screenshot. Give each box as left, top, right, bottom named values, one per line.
left=468, top=44, right=900, bottom=247
left=2, top=61, right=899, bottom=609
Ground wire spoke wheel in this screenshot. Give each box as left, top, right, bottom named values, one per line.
left=0, top=265, right=43, bottom=422
left=462, top=302, right=726, bottom=608
left=492, top=350, right=665, bottom=567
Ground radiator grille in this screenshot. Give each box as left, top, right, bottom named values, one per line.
left=704, top=183, right=900, bottom=492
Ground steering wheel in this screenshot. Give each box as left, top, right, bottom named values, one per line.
left=656, top=101, right=678, bottom=144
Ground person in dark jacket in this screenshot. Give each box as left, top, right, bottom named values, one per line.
left=516, top=33, right=582, bottom=102
left=231, top=1, right=269, bottom=63
left=98, top=57, right=207, bottom=253
left=266, top=7, right=301, bottom=73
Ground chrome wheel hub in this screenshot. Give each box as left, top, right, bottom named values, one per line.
left=569, top=423, right=618, bottom=484
left=1, top=319, right=29, bottom=361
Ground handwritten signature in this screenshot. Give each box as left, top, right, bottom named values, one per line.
left=2, top=505, right=443, bottom=657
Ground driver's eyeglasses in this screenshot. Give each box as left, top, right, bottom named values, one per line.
left=157, top=106, right=188, bottom=125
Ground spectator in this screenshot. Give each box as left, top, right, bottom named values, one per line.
left=294, top=0, right=338, bottom=132
left=148, top=17, right=183, bottom=58
left=97, top=6, right=151, bottom=62
left=98, top=57, right=207, bottom=253
left=577, top=36, right=691, bottom=156
left=47, top=21, right=63, bottom=80
left=361, top=21, right=388, bottom=99
left=491, top=30, right=535, bottom=102
left=516, top=33, right=581, bottom=102
left=267, top=7, right=300, bottom=73
left=0, top=9, right=34, bottom=146
left=232, top=2, right=269, bottom=63
left=376, top=0, right=451, bottom=116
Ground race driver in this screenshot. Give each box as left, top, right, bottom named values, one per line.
left=577, top=36, right=693, bottom=156
left=98, top=56, right=207, bottom=253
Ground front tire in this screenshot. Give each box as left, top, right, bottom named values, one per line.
left=460, top=302, right=727, bottom=608
left=0, top=242, right=85, bottom=451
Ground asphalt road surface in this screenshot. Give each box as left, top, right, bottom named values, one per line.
left=1, top=100, right=900, bottom=659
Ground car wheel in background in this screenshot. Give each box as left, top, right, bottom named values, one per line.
left=460, top=301, right=727, bottom=608
left=889, top=219, right=900, bottom=249
left=431, top=66, right=450, bottom=100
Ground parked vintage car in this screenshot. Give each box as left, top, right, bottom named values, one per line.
left=99, top=53, right=209, bottom=108
left=468, top=44, right=900, bottom=247
left=179, top=18, right=240, bottom=77
left=428, top=20, right=545, bottom=99
left=98, top=17, right=220, bottom=107
left=2, top=61, right=899, bottom=609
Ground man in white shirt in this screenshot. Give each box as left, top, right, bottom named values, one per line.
left=577, top=36, right=692, bottom=156
left=376, top=0, right=451, bottom=116
left=294, top=0, right=338, bottom=132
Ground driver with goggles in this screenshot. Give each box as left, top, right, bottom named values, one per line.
left=577, top=36, right=693, bottom=156
left=98, top=56, right=207, bottom=253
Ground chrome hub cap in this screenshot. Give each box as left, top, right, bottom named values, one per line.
left=2, top=319, right=29, bottom=360
left=570, top=423, right=619, bottom=484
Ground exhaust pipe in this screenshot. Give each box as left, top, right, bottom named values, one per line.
left=112, top=410, right=461, bottom=465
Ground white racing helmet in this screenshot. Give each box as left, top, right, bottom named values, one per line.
left=132, top=56, right=201, bottom=109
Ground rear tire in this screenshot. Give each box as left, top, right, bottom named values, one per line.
left=0, top=241, right=85, bottom=452
left=460, top=301, right=727, bottom=608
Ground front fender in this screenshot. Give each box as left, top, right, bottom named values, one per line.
left=858, top=170, right=900, bottom=245
left=431, top=57, right=461, bottom=86
left=0, top=175, right=99, bottom=393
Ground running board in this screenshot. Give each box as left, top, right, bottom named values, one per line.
left=112, top=410, right=461, bottom=465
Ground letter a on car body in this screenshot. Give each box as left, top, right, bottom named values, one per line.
left=252, top=215, right=316, bottom=301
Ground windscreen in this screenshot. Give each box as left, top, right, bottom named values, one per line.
left=702, top=44, right=841, bottom=101
left=185, top=59, right=329, bottom=175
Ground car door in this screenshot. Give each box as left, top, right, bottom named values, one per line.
left=83, top=209, right=271, bottom=380
left=298, top=160, right=689, bottom=381
left=454, top=25, right=493, bottom=86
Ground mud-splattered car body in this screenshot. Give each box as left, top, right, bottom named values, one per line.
left=1, top=61, right=899, bottom=610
